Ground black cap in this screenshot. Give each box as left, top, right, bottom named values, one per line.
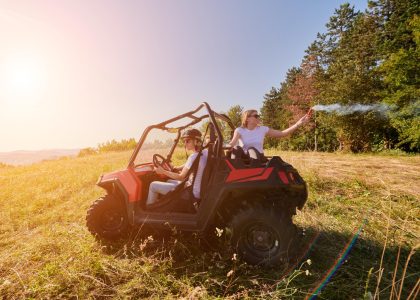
left=181, top=128, right=202, bottom=141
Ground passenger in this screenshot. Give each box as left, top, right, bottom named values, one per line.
left=227, top=109, right=312, bottom=157
left=146, top=129, right=208, bottom=205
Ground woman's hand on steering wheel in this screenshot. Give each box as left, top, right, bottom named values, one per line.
left=155, top=165, right=166, bottom=175
left=152, top=154, right=172, bottom=171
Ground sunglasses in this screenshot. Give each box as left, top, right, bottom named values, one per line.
left=249, top=114, right=260, bottom=119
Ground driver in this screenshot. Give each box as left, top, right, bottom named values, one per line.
left=146, top=128, right=208, bottom=205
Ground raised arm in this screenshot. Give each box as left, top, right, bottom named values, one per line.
left=267, top=110, right=312, bottom=138
left=226, top=129, right=240, bottom=148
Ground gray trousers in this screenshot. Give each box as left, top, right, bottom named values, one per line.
left=146, top=179, right=181, bottom=205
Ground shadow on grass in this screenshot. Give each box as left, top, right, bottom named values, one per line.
left=98, top=225, right=418, bottom=299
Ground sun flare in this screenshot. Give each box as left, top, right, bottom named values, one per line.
left=1, top=53, right=48, bottom=103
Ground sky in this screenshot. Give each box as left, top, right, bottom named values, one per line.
left=0, top=0, right=368, bottom=152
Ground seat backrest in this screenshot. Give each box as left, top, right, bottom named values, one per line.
left=200, top=123, right=216, bottom=199
left=230, top=146, right=267, bottom=167
left=230, top=146, right=247, bottom=159
left=247, top=147, right=263, bottom=160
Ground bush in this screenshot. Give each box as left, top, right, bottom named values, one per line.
left=97, top=138, right=137, bottom=153
left=78, top=147, right=98, bottom=157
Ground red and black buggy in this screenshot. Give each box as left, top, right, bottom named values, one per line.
left=86, top=102, right=308, bottom=266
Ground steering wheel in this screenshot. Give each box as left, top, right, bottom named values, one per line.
left=153, top=154, right=172, bottom=171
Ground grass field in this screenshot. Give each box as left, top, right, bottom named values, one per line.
left=0, top=151, right=418, bottom=299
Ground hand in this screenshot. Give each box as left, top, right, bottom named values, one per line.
left=306, top=108, right=313, bottom=117
left=297, top=109, right=313, bottom=125
left=155, top=165, right=165, bottom=175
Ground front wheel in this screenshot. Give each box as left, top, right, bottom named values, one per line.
left=228, top=205, right=297, bottom=266
left=86, top=195, right=129, bottom=241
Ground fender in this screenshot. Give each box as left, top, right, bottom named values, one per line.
left=97, top=168, right=142, bottom=224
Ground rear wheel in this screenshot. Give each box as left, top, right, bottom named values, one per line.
left=228, top=204, right=297, bottom=266
left=86, top=195, right=129, bottom=241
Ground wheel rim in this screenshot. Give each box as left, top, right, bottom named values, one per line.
left=102, top=211, right=124, bottom=231
left=243, top=223, right=279, bottom=256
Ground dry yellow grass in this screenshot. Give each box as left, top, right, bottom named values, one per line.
left=275, top=151, right=420, bottom=196
left=0, top=150, right=418, bottom=298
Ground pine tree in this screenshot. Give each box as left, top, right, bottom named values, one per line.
left=369, top=0, right=420, bottom=150
left=315, top=4, right=390, bottom=152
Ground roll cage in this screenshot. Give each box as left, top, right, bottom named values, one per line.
left=128, top=102, right=234, bottom=168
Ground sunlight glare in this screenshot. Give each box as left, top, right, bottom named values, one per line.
left=1, top=53, right=48, bottom=103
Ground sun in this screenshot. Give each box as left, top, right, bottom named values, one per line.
left=10, top=60, right=42, bottom=91
left=1, top=53, right=47, bottom=104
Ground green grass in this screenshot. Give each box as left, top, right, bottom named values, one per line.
left=0, top=151, right=418, bottom=299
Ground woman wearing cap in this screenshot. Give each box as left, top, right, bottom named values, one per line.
left=146, top=128, right=208, bottom=205
left=227, top=109, right=312, bottom=157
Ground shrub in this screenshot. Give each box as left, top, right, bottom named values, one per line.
left=78, top=147, right=98, bottom=157
left=97, top=138, right=137, bottom=153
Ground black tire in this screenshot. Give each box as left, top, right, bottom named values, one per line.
left=86, top=195, right=129, bottom=241
left=228, top=204, right=297, bottom=266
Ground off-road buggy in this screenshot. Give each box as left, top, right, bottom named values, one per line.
left=86, top=102, right=308, bottom=266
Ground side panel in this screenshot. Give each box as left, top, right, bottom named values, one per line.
left=224, top=160, right=274, bottom=183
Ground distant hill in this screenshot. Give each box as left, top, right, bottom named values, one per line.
left=0, top=149, right=80, bottom=165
